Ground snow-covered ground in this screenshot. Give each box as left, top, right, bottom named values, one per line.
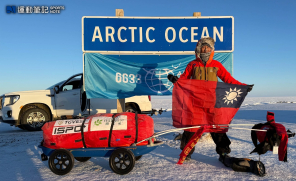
left=1, top=97, right=296, bottom=180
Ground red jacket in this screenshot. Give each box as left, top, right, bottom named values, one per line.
left=180, top=56, right=246, bottom=85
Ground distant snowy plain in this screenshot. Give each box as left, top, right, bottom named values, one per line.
left=0, top=97, right=296, bottom=181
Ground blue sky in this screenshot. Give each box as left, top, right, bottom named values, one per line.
left=1, top=0, right=296, bottom=97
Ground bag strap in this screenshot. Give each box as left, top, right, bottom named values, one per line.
left=251, top=123, right=264, bottom=147
left=108, top=114, right=117, bottom=147
left=81, top=117, right=88, bottom=148
left=135, top=112, right=139, bottom=144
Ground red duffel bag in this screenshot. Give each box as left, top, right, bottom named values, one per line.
left=42, top=112, right=154, bottom=149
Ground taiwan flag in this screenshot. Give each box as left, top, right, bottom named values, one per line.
left=172, top=79, right=249, bottom=132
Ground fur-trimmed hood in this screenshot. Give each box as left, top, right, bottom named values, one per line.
left=195, top=37, right=215, bottom=58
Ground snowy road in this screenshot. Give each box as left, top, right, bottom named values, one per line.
left=0, top=97, right=296, bottom=181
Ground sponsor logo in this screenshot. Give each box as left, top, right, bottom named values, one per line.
left=54, top=119, right=89, bottom=126
left=52, top=119, right=89, bottom=135
left=52, top=125, right=88, bottom=135
left=94, top=119, right=102, bottom=126
left=91, top=115, right=127, bottom=131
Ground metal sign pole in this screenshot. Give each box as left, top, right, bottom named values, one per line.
left=116, top=9, right=125, bottom=113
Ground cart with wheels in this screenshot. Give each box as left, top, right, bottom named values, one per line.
left=39, top=121, right=213, bottom=175
left=39, top=140, right=163, bottom=175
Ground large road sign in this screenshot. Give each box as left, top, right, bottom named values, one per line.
left=82, top=16, right=234, bottom=54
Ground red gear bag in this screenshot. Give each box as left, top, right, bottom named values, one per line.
left=42, top=112, right=154, bottom=149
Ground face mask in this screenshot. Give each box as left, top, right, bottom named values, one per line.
left=200, top=52, right=211, bottom=64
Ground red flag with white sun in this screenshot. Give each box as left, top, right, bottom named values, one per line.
left=172, top=79, right=249, bottom=132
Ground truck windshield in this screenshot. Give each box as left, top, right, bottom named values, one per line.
left=46, top=80, right=65, bottom=90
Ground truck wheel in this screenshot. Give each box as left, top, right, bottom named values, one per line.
left=18, top=125, right=26, bottom=130
left=48, top=149, right=74, bottom=175
left=109, top=148, right=135, bottom=175
left=125, top=105, right=140, bottom=113
left=75, top=157, right=91, bottom=162
left=22, top=108, right=50, bottom=131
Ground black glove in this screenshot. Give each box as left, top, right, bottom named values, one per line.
left=247, top=84, right=254, bottom=92
left=167, top=74, right=179, bottom=83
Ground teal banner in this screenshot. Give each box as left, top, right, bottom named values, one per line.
left=84, top=53, right=233, bottom=99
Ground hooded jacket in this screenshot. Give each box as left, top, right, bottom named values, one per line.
left=180, top=51, right=246, bottom=85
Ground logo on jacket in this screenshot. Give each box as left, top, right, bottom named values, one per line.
left=223, top=87, right=243, bottom=105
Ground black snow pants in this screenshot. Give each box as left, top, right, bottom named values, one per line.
left=180, top=131, right=231, bottom=157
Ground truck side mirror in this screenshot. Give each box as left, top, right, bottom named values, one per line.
left=54, top=85, right=60, bottom=94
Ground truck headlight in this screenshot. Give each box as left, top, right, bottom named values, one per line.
left=6, top=95, right=20, bottom=106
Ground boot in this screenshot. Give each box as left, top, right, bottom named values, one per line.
left=219, top=153, right=233, bottom=167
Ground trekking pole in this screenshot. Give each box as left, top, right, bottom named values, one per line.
left=133, top=125, right=295, bottom=146
left=132, top=126, right=203, bottom=145
left=134, top=124, right=253, bottom=145
left=154, top=124, right=254, bottom=135
left=227, top=127, right=268, bottom=132
left=227, top=127, right=295, bottom=136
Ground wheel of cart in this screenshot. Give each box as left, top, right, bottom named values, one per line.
left=39, top=140, right=163, bottom=175
left=48, top=149, right=75, bottom=175
left=109, top=148, right=135, bottom=175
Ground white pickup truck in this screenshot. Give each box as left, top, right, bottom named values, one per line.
left=0, top=73, right=152, bottom=131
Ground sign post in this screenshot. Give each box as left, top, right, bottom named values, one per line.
left=116, top=9, right=125, bottom=113
left=193, top=12, right=201, bottom=17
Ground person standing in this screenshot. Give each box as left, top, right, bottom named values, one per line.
left=168, top=37, right=253, bottom=162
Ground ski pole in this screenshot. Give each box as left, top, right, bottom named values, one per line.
left=227, top=127, right=268, bottom=132
left=135, top=124, right=254, bottom=145
left=227, top=127, right=296, bottom=135
left=135, top=124, right=232, bottom=145
left=134, top=125, right=295, bottom=145
left=132, top=126, right=200, bottom=145
left=154, top=124, right=254, bottom=135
